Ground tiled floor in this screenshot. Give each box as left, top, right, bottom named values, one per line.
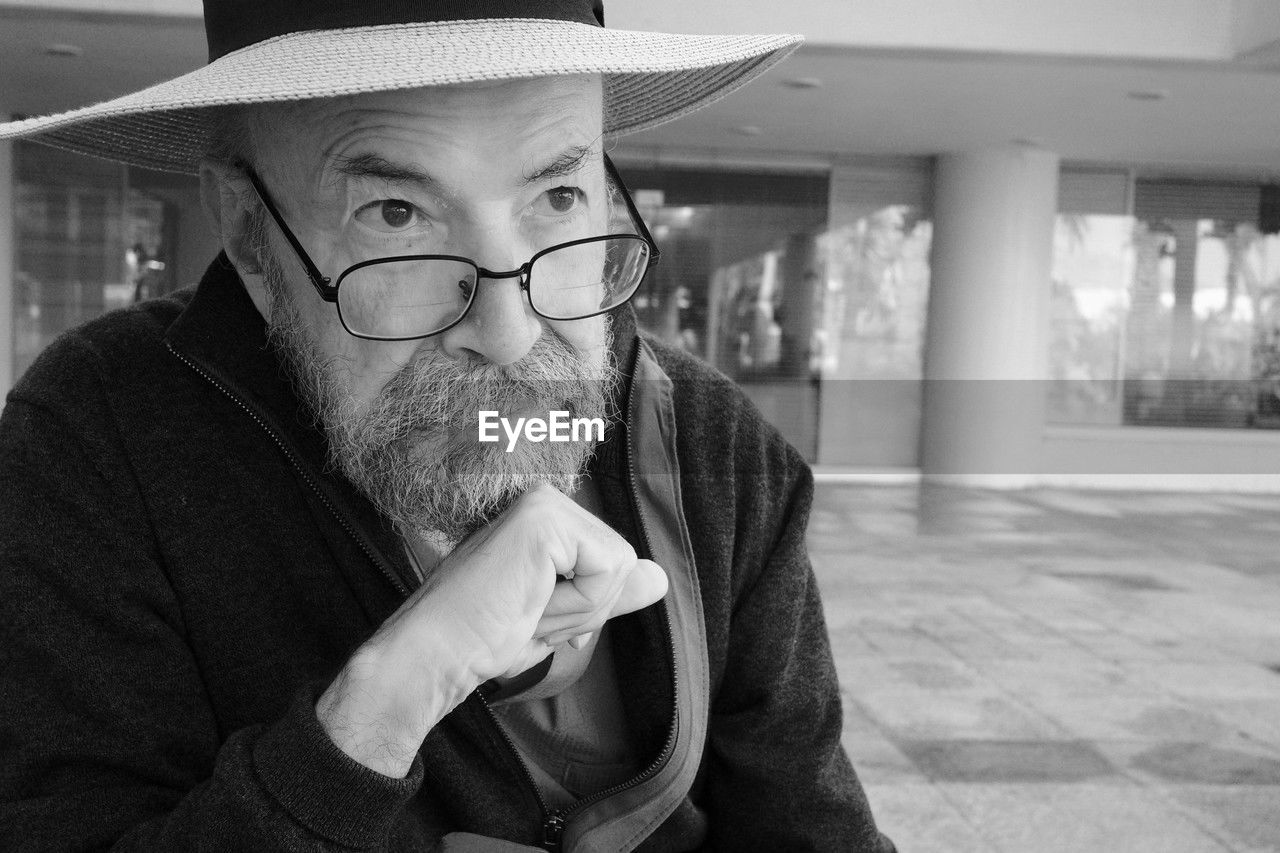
left=810, top=483, right=1280, bottom=853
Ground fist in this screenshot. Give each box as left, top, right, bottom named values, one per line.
left=317, top=482, right=668, bottom=778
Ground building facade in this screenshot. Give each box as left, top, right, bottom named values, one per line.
left=5, top=0, right=1280, bottom=487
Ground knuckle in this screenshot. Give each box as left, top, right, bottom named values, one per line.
left=614, top=539, right=637, bottom=568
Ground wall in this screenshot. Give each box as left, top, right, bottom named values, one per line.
left=1040, top=425, right=1280, bottom=490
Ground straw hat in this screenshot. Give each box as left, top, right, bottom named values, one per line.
left=0, top=0, right=801, bottom=174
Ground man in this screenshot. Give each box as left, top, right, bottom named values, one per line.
left=0, top=2, right=894, bottom=850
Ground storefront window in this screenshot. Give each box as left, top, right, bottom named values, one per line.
left=1050, top=176, right=1280, bottom=429
left=814, top=163, right=933, bottom=467
left=816, top=205, right=931, bottom=381
left=624, top=165, right=829, bottom=459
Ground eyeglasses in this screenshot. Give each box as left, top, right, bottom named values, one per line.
left=245, top=155, right=660, bottom=341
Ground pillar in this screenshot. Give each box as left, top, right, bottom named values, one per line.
left=920, top=145, right=1059, bottom=484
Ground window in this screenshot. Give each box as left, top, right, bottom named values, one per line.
left=12, top=143, right=211, bottom=382
left=815, top=162, right=932, bottom=466
left=1050, top=172, right=1280, bottom=429
left=623, top=165, right=829, bottom=459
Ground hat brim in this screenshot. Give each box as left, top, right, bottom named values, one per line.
left=0, top=18, right=801, bottom=174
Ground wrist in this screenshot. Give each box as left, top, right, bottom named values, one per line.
left=316, top=628, right=477, bottom=778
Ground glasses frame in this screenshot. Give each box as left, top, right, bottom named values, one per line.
left=244, top=154, right=661, bottom=341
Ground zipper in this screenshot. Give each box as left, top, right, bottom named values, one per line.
left=474, top=362, right=684, bottom=853
left=541, top=813, right=566, bottom=851
left=473, top=689, right=557, bottom=847
left=165, top=341, right=410, bottom=598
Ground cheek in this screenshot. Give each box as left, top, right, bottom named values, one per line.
left=301, top=296, right=426, bottom=409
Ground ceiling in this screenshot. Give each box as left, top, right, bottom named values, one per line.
left=5, top=10, right=1280, bottom=178
left=622, top=48, right=1280, bottom=178
left=0, top=11, right=206, bottom=120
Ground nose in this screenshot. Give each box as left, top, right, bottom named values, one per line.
left=436, top=251, right=543, bottom=367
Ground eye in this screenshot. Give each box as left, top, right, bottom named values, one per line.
left=354, top=199, right=421, bottom=231
left=538, top=186, right=584, bottom=216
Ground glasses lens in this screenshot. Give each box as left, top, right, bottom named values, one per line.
left=337, top=259, right=478, bottom=339
left=529, top=236, right=650, bottom=320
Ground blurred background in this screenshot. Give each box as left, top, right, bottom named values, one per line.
left=9, top=1, right=1280, bottom=484
left=2, top=2, right=1280, bottom=850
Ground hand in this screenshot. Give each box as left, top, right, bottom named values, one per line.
left=316, top=483, right=667, bottom=778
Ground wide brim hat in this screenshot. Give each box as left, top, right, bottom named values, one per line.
left=0, top=0, right=801, bottom=174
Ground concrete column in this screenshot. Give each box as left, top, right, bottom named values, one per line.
left=920, top=145, right=1059, bottom=483
left=0, top=139, right=13, bottom=401
left=776, top=231, right=818, bottom=378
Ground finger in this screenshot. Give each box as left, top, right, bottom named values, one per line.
left=541, top=558, right=632, bottom=619
left=541, top=619, right=607, bottom=648
left=557, top=523, right=637, bottom=604
left=609, top=559, right=668, bottom=618
left=535, top=608, right=606, bottom=638
left=534, top=587, right=618, bottom=638
left=568, top=632, right=592, bottom=650
left=536, top=559, right=666, bottom=638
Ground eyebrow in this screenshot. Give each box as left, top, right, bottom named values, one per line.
left=522, top=145, right=597, bottom=186
left=332, top=153, right=440, bottom=190
left=330, top=145, right=597, bottom=192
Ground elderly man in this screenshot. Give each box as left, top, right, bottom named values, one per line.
left=0, top=2, right=893, bottom=851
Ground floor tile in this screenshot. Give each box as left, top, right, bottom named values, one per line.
left=897, top=739, right=1120, bottom=784
left=938, top=784, right=1232, bottom=852
left=854, top=685, right=1070, bottom=742
left=811, top=483, right=1280, bottom=850
left=861, top=784, right=997, bottom=853
left=1166, top=785, right=1280, bottom=853
left=1095, top=739, right=1280, bottom=786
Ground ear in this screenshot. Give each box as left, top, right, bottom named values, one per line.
left=199, top=157, right=270, bottom=318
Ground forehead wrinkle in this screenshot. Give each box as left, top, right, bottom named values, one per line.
left=255, top=79, right=604, bottom=207
left=315, top=119, right=454, bottom=197
left=508, top=103, right=603, bottom=191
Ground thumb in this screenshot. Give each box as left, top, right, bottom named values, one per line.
left=610, top=559, right=668, bottom=618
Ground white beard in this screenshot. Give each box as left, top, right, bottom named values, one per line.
left=261, top=249, right=618, bottom=544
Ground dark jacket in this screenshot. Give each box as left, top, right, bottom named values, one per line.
left=0, top=255, right=892, bottom=851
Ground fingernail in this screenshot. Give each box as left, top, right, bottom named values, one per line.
left=568, top=632, right=592, bottom=650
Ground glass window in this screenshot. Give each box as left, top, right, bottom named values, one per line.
left=14, top=142, right=128, bottom=380
left=13, top=143, right=205, bottom=382
left=623, top=166, right=829, bottom=459
left=622, top=161, right=935, bottom=465
left=815, top=163, right=933, bottom=467
left=1049, top=213, right=1131, bottom=424
left=1049, top=174, right=1280, bottom=429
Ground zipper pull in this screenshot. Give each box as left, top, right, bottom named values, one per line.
left=542, top=813, right=566, bottom=852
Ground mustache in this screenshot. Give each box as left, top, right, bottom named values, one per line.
left=365, top=332, right=614, bottom=441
